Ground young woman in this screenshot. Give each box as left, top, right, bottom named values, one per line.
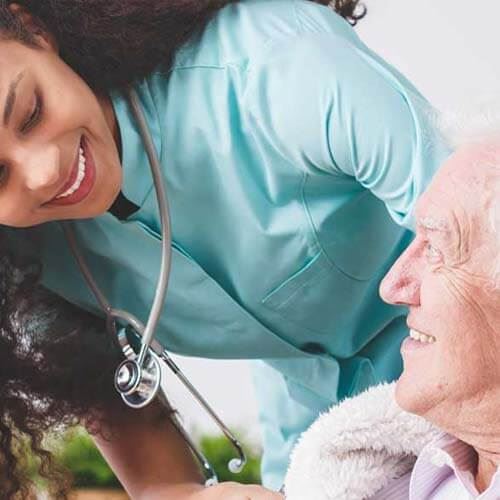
left=0, top=0, right=451, bottom=498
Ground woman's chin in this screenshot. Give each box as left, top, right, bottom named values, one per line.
left=43, top=193, right=113, bottom=222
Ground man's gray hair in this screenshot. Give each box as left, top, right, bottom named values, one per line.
left=437, top=97, right=500, bottom=149
left=436, top=98, right=500, bottom=293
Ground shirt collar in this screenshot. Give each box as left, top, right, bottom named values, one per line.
left=410, top=433, right=500, bottom=499
left=110, top=81, right=163, bottom=210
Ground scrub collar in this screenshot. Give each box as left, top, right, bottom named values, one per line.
left=110, top=83, right=163, bottom=210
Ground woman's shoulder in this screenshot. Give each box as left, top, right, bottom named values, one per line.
left=171, top=0, right=360, bottom=71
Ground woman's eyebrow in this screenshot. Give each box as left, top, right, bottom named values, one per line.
left=3, top=71, right=25, bottom=126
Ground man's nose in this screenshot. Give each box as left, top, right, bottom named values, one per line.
left=18, top=144, right=61, bottom=192
left=379, top=243, right=421, bottom=307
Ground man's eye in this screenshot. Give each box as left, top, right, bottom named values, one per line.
left=0, top=165, right=8, bottom=185
left=424, top=242, right=443, bottom=264
left=21, top=94, right=42, bottom=134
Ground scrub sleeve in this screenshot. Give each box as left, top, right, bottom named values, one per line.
left=244, top=29, right=451, bottom=489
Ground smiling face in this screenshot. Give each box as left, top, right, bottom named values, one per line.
left=0, top=36, right=122, bottom=227
left=380, top=141, right=500, bottom=433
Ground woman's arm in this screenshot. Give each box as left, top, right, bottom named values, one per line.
left=244, top=30, right=452, bottom=230
left=92, top=401, right=201, bottom=498
left=93, top=401, right=282, bottom=500
left=0, top=264, right=280, bottom=499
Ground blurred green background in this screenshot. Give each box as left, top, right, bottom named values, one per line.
left=53, top=427, right=262, bottom=490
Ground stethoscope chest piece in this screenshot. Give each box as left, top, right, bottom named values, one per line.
left=114, top=353, right=162, bottom=409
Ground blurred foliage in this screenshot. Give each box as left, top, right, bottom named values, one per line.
left=199, top=434, right=262, bottom=484
left=57, top=430, right=121, bottom=488
left=42, top=427, right=262, bottom=489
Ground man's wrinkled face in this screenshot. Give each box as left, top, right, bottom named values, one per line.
left=380, top=141, right=500, bottom=427
left=0, top=35, right=122, bottom=227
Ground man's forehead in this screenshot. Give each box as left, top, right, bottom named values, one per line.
left=490, top=198, right=500, bottom=235
left=414, top=175, right=453, bottom=227
left=430, top=142, right=500, bottom=201
left=416, top=141, right=500, bottom=240
left=448, top=140, right=500, bottom=175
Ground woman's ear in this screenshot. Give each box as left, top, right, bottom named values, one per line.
left=8, top=3, right=58, bottom=52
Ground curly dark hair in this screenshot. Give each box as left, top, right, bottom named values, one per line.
left=0, top=0, right=366, bottom=497
left=0, top=240, right=126, bottom=499
left=1, top=0, right=366, bottom=92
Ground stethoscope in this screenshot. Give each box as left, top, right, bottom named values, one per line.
left=61, top=87, right=246, bottom=486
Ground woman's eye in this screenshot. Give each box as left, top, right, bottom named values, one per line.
left=424, top=242, right=443, bottom=264
left=21, top=94, right=42, bottom=134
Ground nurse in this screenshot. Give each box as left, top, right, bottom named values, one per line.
left=0, top=0, right=451, bottom=498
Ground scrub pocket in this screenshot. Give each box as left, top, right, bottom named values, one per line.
left=261, top=249, right=383, bottom=353
left=117, top=219, right=325, bottom=360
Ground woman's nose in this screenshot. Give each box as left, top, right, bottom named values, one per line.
left=19, top=143, right=61, bottom=192
left=379, top=244, right=421, bottom=307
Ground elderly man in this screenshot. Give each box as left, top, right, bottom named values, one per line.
left=283, top=138, right=500, bottom=499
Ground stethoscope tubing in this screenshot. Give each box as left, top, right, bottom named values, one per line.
left=125, top=87, right=172, bottom=369
left=61, top=87, right=247, bottom=484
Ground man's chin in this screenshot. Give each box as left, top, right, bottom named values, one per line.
left=395, top=373, right=436, bottom=416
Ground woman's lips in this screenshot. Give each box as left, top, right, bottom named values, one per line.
left=46, top=137, right=96, bottom=207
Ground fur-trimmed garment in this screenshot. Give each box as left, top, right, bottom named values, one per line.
left=284, top=383, right=443, bottom=500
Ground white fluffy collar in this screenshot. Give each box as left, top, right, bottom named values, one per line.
left=284, top=383, right=443, bottom=500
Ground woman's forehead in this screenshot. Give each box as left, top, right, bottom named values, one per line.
left=0, top=40, right=33, bottom=79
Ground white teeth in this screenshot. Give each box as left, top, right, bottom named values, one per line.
left=409, top=329, right=436, bottom=344
left=56, top=147, right=86, bottom=199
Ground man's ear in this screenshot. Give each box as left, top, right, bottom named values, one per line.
left=8, top=3, right=58, bottom=52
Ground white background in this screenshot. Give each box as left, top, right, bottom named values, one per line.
left=165, top=0, right=500, bottom=442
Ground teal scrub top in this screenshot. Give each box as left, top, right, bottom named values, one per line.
left=25, top=0, right=451, bottom=489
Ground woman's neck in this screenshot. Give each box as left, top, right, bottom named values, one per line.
left=98, top=93, right=122, bottom=159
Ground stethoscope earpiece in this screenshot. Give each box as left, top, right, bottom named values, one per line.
left=228, top=457, right=245, bottom=474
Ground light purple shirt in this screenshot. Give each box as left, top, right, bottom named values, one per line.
left=372, top=434, right=500, bottom=499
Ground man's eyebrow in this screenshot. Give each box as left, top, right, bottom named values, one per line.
left=416, top=216, right=450, bottom=233
left=3, top=72, right=25, bottom=126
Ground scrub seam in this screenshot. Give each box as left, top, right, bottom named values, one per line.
left=300, top=173, right=321, bottom=256
left=145, top=79, right=165, bottom=160
left=300, top=173, right=366, bottom=283
left=292, top=0, right=305, bottom=34
left=140, top=79, right=167, bottom=205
